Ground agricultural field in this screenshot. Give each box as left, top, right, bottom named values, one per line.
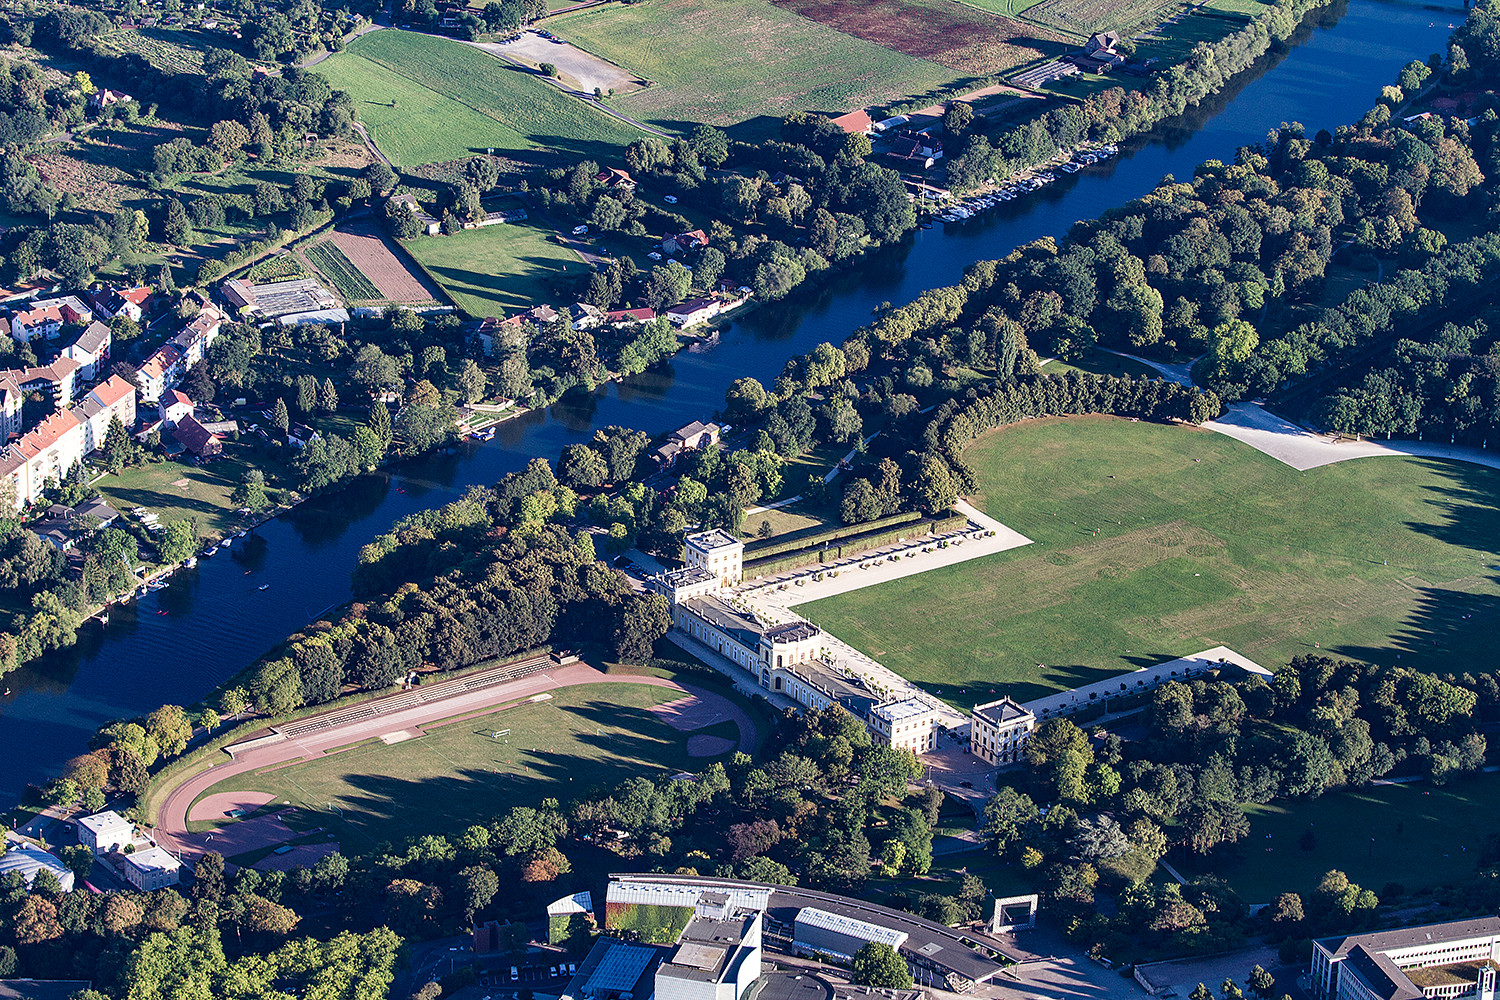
left=769, top=0, right=1069, bottom=77
left=315, top=30, right=642, bottom=167
left=801, top=416, right=1500, bottom=709
left=305, top=240, right=382, bottom=301
left=1014, top=0, right=1181, bottom=37
left=91, top=24, right=224, bottom=75
left=401, top=216, right=587, bottom=317
left=192, top=682, right=733, bottom=849
left=548, top=0, right=958, bottom=132
left=325, top=227, right=443, bottom=304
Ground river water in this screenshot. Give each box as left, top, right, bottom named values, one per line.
left=0, top=0, right=1459, bottom=803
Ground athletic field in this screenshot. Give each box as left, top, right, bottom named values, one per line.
left=193, top=683, right=735, bottom=848
left=802, top=416, right=1500, bottom=708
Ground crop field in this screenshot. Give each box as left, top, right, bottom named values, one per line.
left=92, top=25, right=219, bottom=75
left=402, top=217, right=587, bottom=317
left=769, top=0, right=1069, bottom=76
left=328, top=227, right=442, bottom=304
left=316, top=31, right=641, bottom=166
left=305, top=240, right=381, bottom=301
left=193, top=683, right=726, bottom=848
left=549, top=0, right=957, bottom=131
left=1016, top=0, right=1181, bottom=37
left=801, top=417, right=1500, bottom=709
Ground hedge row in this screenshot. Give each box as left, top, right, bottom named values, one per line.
left=743, top=511, right=968, bottom=578
left=742, top=509, right=922, bottom=561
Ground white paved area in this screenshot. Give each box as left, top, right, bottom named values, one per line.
left=1021, top=646, right=1269, bottom=719
left=1207, top=401, right=1500, bottom=472
left=466, top=31, right=637, bottom=93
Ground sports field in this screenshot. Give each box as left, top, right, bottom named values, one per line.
left=316, top=30, right=641, bottom=166
left=549, top=0, right=957, bottom=131
left=801, top=417, right=1500, bottom=708
left=1181, top=775, right=1500, bottom=901
left=195, top=683, right=731, bottom=848
left=401, top=217, right=588, bottom=317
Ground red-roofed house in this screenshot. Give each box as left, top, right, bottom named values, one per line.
left=172, top=413, right=222, bottom=459
left=605, top=308, right=656, bottom=326
left=1, top=357, right=83, bottom=408
left=9, top=296, right=92, bottom=344
left=89, top=285, right=152, bottom=323
left=136, top=344, right=184, bottom=403
left=595, top=167, right=637, bottom=190
left=830, top=109, right=874, bottom=135
left=665, top=297, right=722, bottom=328
left=663, top=230, right=709, bottom=255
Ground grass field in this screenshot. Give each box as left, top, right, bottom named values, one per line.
left=1178, top=775, right=1500, bottom=901
left=801, top=417, right=1500, bottom=708
left=305, top=241, right=381, bottom=301
left=401, top=217, right=587, bottom=317
left=549, top=0, right=957, bottom=131
left=97, top=447, right=271, bottom=540
left=316, top=30, right=641, bottom=167
left=194, top=682, right=727, bottom=848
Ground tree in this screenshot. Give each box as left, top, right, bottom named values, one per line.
left=983, top=786, right=1038, bottom=853
left=158, top=519, right=198, bottom=564
left=558, top=444, right=608, bottom=488
left=103, top=894, right=145, bottom=933
left=147, top=704, right=194, bottom=757
left=102, top=415, right=133, bottom=472
left=458, top=865, right=499, bottom=922
left=456, top=359, right=487, bottom=403
left=319, top=377, right=339, bottom=414
left=208, top=120, right=250, bottom=158
left=614, top=593, right=671, bottom=663
left=62, top=844, right=94, bottom=883
left=243, top=893, right=300, bottom=936
left=1248, top=966, right=1276, bottom=999
left=851, top=942, right=913, bottom=989
left=943, top=101, right=974, bottom=134
left=13, top=896, right=62, bottom=944
left=231, top=469, right=270, bottom=512
left=271, top=397, right=290, bottom=434
left=192, top=852, right=226, bottom=902
left=350, top=344, right=401, bottom=398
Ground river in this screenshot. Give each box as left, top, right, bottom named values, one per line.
left=0, top=0, right=1459, bottom=804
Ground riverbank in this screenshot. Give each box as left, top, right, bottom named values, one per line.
left=0, top=0, right=1456, bottom=805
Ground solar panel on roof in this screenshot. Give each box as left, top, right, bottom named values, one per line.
left=587, top=944, right=656, bottom=992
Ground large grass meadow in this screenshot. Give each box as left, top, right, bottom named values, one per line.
left=801, top=417, right=1500, bottom=708
left=548, top=0, right=955, bottom=131
left=317, top=30, right=641, bottom=166
left=195, top=682, right=731, bottom=849
left=402, top=216, right=588, bottom=316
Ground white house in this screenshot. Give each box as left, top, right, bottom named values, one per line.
left=665, top=298, right=722, bottom=328
left=77, top=810, right=133, bottom=855
left=120, top=846, right=181, bottom=891
left=9, top=295, right=92, bottom=343
left=63, top=320, right=112, bottom=381
left=157, top=389, right=194, bottom=430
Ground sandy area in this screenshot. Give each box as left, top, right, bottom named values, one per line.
left=253, top=842, right=340, bottom=872
left=686, top=734, right=736, bottom=757
left=188, top=791, right=275, bottom=823
left=651, top=694, right=726, bottom=731
left=468, top=31, right=640, bottom=94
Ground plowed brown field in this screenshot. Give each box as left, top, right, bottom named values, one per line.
left=328, top=226, right=442, bottom=304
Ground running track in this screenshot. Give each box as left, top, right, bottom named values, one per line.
left=152, top=663, right=758, bottom=861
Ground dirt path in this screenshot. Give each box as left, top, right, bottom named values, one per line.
left=152, top=663, right=757, bottom=861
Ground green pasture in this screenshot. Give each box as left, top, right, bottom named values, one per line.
left=802, top=416, right=1500, bottom=708
left=194, top=682, right=732, bottom=849
left=548, top=0, right=954, bottom=131
left=317, top=30, right=640, bottom=166
left=1179, top=775, right=1500, bottom=902
left=400, top=217, right=587, bottom=317
left=97, top=446, right=271, bottom=539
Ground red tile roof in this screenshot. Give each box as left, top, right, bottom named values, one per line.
left=830, top=109, right=873, bottom=134
left=90, top=375, right=136, bottom=408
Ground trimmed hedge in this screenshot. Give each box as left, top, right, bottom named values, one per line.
left=743, top=510, right=922, bottom=561
left=743, top=511, right=968, bottom=578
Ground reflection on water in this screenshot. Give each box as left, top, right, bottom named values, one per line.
left=0, top=0, right=1457, bottom=803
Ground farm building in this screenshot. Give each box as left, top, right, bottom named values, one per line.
left=595, top=167, right=637, bottom=190
left=388, top=193, right=441, bottom=236
left=830, top=109, right=874, bottom=135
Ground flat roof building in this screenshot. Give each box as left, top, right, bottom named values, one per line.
left=1312, top=917, right=1500, bottom=1000
left=120, top=846, right=181, bottom=891
left=563, top=937, right=664, bottom=1000
left=684, top=529, right=743, bottom=589
left=869, top=699, right=940, bottom=754
left=656, top=907, right=763, bottom=1000
left=77, top=810, right=133, bottom=855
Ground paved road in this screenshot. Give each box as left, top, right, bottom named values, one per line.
left=152, top=663, right=758, bottom=861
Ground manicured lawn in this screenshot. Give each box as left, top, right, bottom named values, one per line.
left=96, top=446, right=273, bottom=540
left=801, top=416, right=1500, bottom=708
left=1179, top=775, right=1500, bottom=901
left=742, top=499, right=838, bottom=543
left=316, top=30, right=642, bottom=167
left=195, top=682, right=728, bottom=849
left=401, top=218, right=587, bottom=317
left=549, top=0, right=955, bottom=131
left=1043, top=351, right=1160, bottom=379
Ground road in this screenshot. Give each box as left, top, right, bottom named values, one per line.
left=151, top=661, right=759, bottom=861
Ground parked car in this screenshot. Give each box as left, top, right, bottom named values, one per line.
left=571, top=225, right=588, bottom=235
left=648, top=251, right=663, bottom=260
left=510, top=967, right=519, bottom=982
left=664, top=195, right=678, bottom=204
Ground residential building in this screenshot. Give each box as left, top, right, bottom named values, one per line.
left=868, top=698, right=940, bottom=753
left=664, top=230, right=709, bottom=255
left=136, top=344, right=184, bottom=403
left=1312, top=917, right=1500, bottom=1000
left=527, top=304, right=561, bottom=325
left=655, top=420, right=720, bottom=466
left=119, top=846, right=181, bottom=891
left=684, top=529, right=742, bottom=588
left=0, top=375, right=22, bottom=442
left=605, top=307, right=656, bottom=326
left=2, top=357, right=81, bottom=408
left=596, top=167, right=637, bottom=190
left=157, top=389, right=194, bottom=430
left=0, top=375, right=137, bottom=510
left=77, top=810, right=133, bottom=855
left=969, top=696, right=1034, bottom=765
left=9, top=296, right=92, bottom=343
left=63, top=321, right=111, bottom=381
left=666, top=298, right=722, bottom=328
left=173, top=414, right=222, bottom=459
left=31, top=497, right=121, bottom=550
left=571, top=302, right=605, bottom=330
left=656, top=903, right=763, bottom=1000
left=88, top=285, right=151, bottom=322
left=88, top=88, right=132, bottom=110
left=830, top=109, right=874, bottom=135
left=172, top=302, right=224, bottom=366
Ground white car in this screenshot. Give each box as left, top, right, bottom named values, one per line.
left=571, top=225, right=588, bottom=235
left=648, top=252, right=663, bottom=260
left=664, top=195, right=678, bottom=204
